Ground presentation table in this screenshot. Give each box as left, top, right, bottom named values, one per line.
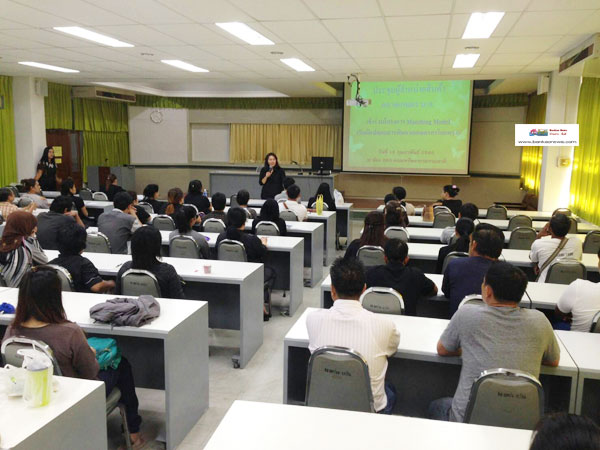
left=404, top=216, right=599, bottom=233
left=284, top=309, right=578, bottom=415
left=43, top=250, right=263, bottom=369
left=0, top=288, right=209, bottom=450
left=204, top=400, right=533, bottom=450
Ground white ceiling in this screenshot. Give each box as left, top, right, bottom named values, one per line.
left=0, top=0, right=598, bottom=97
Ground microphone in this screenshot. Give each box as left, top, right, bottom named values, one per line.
left=291, top=160, right=303, bottom=174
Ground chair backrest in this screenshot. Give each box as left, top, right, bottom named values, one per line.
left=46, top=264, right=74, bottom=291
left=1, top=336, right=62, bottom=376
left=18, top=197, right=32, bottom=207
left=359, top=287, right=405, bottom=315
left=306, top=346, right=375, bottom=413
left=280, top=210, right=299, bottom=221
left=86, top=232, right=112, bottom=254
left=79, top=189, right=93, bottom=200
left=255, top=221, right=280, bottom=236
left=169, top=235, right=200, bottom=259
left=508, top=215, right=532, bottom=231
left=458, top=294, right=485, bottom=309
left=137, top=201, right=154, bottom=214
left=202, top=218, right=226, bottom=234
left=433, top=205, right=452, bottom=215
left=486, top=205, right=508, bottom=220
left=568, top=217, right=578, bottom=234
left=120, top=269, right=161, bottom=297
left=182, top=203, right=199, bottom=216
left=152, top=214, right=176, bottom=231
left=217, top=239, right=247, bottom=262
left=433, top=212, right=456, bottom=229
left=442, top=251, right=469, bottom=274
left=310, top=202, right=329, bottom=211
left=507, top=227, right=537, bottom=250
left=590, top=311, right=600, bottom=333
left=545, top=259, right=587, bottom=285
left=384, top=226, right=409, bottom=242
left=356, top=245, right=385, bottom=268
left=464, top=368, right=544, bottom=430
left=92, top=191, right=108, bottom=201
left=230, top=194, right=239, bottom=208
left=0, top=272, right=6, bottom=287
left=553, top=208, right=572, bottom=216
left=5, top=186, right=19, bottom=197
left=583, top=231, right=600, bottom=254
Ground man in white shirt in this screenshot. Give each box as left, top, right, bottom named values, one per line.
left=306, top=257, right=401, bottom=413
left=274, top=177, right=295, bottom=202
left=279, top=184, right=308, bottom=222
left=530, top=213, right=582, bottom=282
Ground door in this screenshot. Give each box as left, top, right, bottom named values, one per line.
left=46, top=130, right=83, bottom=189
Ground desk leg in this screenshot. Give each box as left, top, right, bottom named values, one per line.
left=287, top=241, right=304, bottom=317
left=310, top=229, right=324, bottom=287
left=236, top=268, right=264, bottom=368
left=325, top=215, right=336, bottom=265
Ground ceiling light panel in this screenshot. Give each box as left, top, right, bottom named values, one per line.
left=215, top=22, right=274, bottom=45
left=453, top=53, right=480, bottom=68
left=280, top=58, right=315, bottom=71
left=53, top=26, right=134, bottom=47
left=18, top=61, right=79, bottom=73
left=161, top=60, right=209, bottom=72
left=462, top=12, right=505, bottom=39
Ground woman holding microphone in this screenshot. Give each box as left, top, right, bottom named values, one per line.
left=259, top=152, right=286, bottom=200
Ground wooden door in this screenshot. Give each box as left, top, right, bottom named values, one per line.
left=45, top=130, right=83, bottom=189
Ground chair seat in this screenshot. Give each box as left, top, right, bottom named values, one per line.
left=106, top=387, right=122, bottom=415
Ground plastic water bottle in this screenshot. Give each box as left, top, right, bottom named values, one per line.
left=19, top=349, right=53, bottom=407
left=203, top=189, right=208, bottom=197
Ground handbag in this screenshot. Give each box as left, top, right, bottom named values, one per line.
left=87, top=337, right=121, bottom=370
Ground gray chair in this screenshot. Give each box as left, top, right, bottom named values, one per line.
left=433, top=212, right=456, bottom=229
left=441, top=251, right=469, bottom=274
left=46, top=264, right=74, bottom=292
left=255, top=221, right=280, bottom=236
left=182, top=204, right=199, bottom=216
left=545, top=259, right=587, bottom=285
left=359, top=287, right=404, bottom=315
left=583, top=231, right=600, bottom=254
left=458, top=294, right=485, bottom=309
left=280, top=210, right=299, bottom=221
left=305, top=346, right=375, bottom=413
left=92, top=191, right=108, bottom=201
left=590, top=311, right=600, bottom=333
left=5, top=186, right=19, bottom=197
left=433, top=206, right=452, bottom=215
left=137, top=201, right=154, bottom=214
left=553, top=208, right=572, bottom=216
left=120, top=269, right=161, bottom=297
left=86, top=232, right=112, bottom=254
left=218, top=239, right=247, bottom=262
left=17, top=197, right=33, bottom=207
left=152, top=214, right=176, bottom=231
left=508, top=215, right=532, bottom=231
left=357, top=245, right=385, bottom=268
left=464, top=368, right=544, bottom=430
left=310, top=202, right=329, bottom=211
left=169, top=235, right=201, bottom=259
left=79, top=188, right=93, bottom=200
left=384, top=226, right=409, bottom=242
left=568, top=217, right=578, bottom=234
left=202, top=218, right=226, bottom=234
left=486, top=205, right=508, bottom=220
left=508, top=227, right=537, bottom=250
left=230, top=194, right=239, bottom=208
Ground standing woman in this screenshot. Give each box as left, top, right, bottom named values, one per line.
left=259, top=153, right=286, bottom=200
left=35, top=146, right=61, bottom=192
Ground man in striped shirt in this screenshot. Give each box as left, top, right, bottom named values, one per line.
left=0, top=188, right=36, bottom=221
left=306, top=257, right=400, bottom=413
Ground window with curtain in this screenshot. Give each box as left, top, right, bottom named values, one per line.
left=570, top=78, right=600, bottom=225
left=44, top=82, right=72, bottom=130
left=0, top=75, right=17, bottom=187
left=519, top=93, right=547, bottom=195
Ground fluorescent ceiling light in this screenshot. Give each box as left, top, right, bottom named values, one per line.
left=161, top=60, right=209, bottom=73
left=462, top=12, right=505, bottom=39
left=280, top=58, right=315, bottom=72
left=453, top=54, right=480, bottom=68
left=215, top=22, right=274, bottom=45
left=53, top=26, right=134, bottom=47
left=18, top=61, right=79, bottom=73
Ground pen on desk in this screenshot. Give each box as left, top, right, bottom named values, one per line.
left=115, top=262, right=124, bottom=269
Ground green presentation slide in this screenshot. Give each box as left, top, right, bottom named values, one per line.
left=343, top=80, right=473, bottom=174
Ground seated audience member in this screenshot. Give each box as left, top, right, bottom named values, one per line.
left=440, top=203, right=479, bottom=244
left=345, top=211, right=388, bottom=260
left=274, top=177, right=295, bottom=202
left=203, top=192, right=228, bottom=225
left=0, top=211, right=47, bottom=287
left=20, top=178, right=50, bottom=209
left=116, top=226, right=184, bottom=299
left=442, top=223, right=504, bottom=317
left=384, top=200, right=409, bottom=229
left=236, top=189, right=257, bottom=219
left=530, top=213, right=583, bottom=282
left=251, top=199, right=287, bottom=236
left=436, top=218, right=475, bottom=274
left=307, top=257, right=400, bottom=414
left=61, top=178, right=89, bottom=223
left=142, top=183, right=162, bottom=214
left=392, top=186, right=415, bottom=215
left=127, top=190, right=150, bottom=225
left=37, top=195, right=83, bottom=250
left=554, top=249, right=600, bottom=332
left=164, top=187, right=184, bottom=217
left=279, top=184, right=308, bottom=221
left=2, top=267, right=143, bottom=447
left=49, top=222, right=115, bottom=293
left=307, top=182, right=337, bottom=211
left=0, top=187, right=36, bottom=218
left=184, top=180, right=210, bottom=215
left=101, top=173, right=124, bottom=201
left=366, top=239, right=437, bottom=316
left=216, top=207, right=274, bottom=319
left=430, top=261, right=560, bottom=423
left=97, top=192, right=141, bottom=255
left=170, top=206, right=211, bottom=259
left=383, top=193, right=396, bottom=205
left=433, top=184, right=462, bottom=217
left=530, top=413, right=600, bottom=450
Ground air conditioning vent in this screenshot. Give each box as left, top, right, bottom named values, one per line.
left=559, top=34, right=600, bottom=77
left=72, top=86, right=136, bottom=103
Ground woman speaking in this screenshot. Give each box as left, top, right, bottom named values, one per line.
left=259, top=152, right=286, bottom=200
left=35, top=146, right=61, bottom=191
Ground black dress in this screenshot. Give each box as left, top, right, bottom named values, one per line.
left=102, top=184, right=125, bottom=201
left=259, top=166, right=286, bottom=200
left=438, top=199, right=462, bottom=217
left=37, top=161, right=58, bottom=191
left=184, top=192, right=211, bottom=215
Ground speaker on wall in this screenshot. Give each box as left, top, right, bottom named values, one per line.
left=34, top=79, right=48, bottom=97
left=537, top=75, right=550, bottom=95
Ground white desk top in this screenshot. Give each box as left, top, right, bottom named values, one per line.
left=0, top=376, right=104, bottom=449
left=224, top=206, right=336, bottom=221
left=556, top=330, right=600, bottom=377
left=205, top=400, right=532, bottom=450
left=244, top=219, right=322, bottom=234
left=406, top=216, right=599, bottom=233
left=243, top=199, right=352, bottom=210
left=405, top=226, right=585, bottom=244
left=409, top=207, right=572, bottom=221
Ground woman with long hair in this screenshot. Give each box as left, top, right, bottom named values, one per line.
left=101, top=173, right=124, bottom=201
left=170, top=206, right=211, bottom=259
left=165, top=187, right=184, bottom=216
left=436, top=217, right=474, bottom=273
left=35, top=146, right=61, bottom=191
left=307, top=182, right=337, bottom=211
left=251, top=199, right=287, bottom=236
left=344, top=211, right=387, bottom=260
left=258, top=152, right=286, bottom=200
left=384, top=201, right=409, bottom=228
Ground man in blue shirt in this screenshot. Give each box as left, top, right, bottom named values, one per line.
left=442, top=223, right=505, bottom=317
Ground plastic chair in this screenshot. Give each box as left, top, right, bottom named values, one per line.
left=79, top=189, right=93, bottom=200
left=486, top=205, right=508, bottom=220
left=553, top=208, right=572, bottom=216
left=92, top=192, right=108, bottom=201
left=306, top=346, right=375, bottom=413
left=357, top=245, right=385, bottom=268
left=441, top=251, right=469, bottom=274
left=590, top=311, right=600, bottom=333
left=508, top=215, right=532, bottom=231
left=46, top=264, right=75, bottom=292
left=507, top=227, right=537, bottom=250
left=583, top=231, right=600, bottom=254
left=169, top=235, right=201, bottom=259
left=217, top=239, right=247, bottom=262
left=384, top=226, right=410, bottom=242
left=310, top=202, right=329, bottom=211
left=568, top=217, right=578, bottom=234
left=137, top=202, right=154, bottom=214
left=464, top=368, right=544, bottom=430
left=280, top=210, right=299, bottom=221
left=230, top=194, right=239, bottom=208
left=202, top=218, right=226, bottom=234
left=545, top=259, right=587, bottom=285
left=182, top=204, right=199, bottom=216
left=86, top=232, right=112, bottom=254
left=255, top=221, right=280, bottom=236
left=433, top=206, right=452, bottom=215
left=359, top=287, right=405, bottom=315
left=433, top=212, right=456, bottom=229
left=458, top=294, right=485, bottom=309
left=120, top=269, right=161, bottom=297
left=17, top=197, right=32, bottom=207
left=152, top=214, right=176, bottom=231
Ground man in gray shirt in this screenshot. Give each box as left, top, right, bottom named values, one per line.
left=97, top=192, right=141, bottom=254
left=429, top=261, right=560, bottom=423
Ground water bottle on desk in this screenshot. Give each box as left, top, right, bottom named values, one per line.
left=203, top=189, right=208, bottom=197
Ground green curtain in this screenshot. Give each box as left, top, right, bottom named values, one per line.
left=82, top=131, right=129, bottom=182
left=0, top=76, right=17, bottom=186
left=570, top=78, right=600, bottom=225
left=473, top=93, right=529, bottom=108
left=134, top=95, right=343, bottom=110
left=74, top=98, right=128, bottom=132
left=519, top=93, right=547, bottom=195
left=44, top=82, right=72, bottom=129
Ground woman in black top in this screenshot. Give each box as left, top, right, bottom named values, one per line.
left=307, top=183, right=337, bottom=211
left=61, top=178, right=89, bottom=223
left=165, top=187, right=184, bottom=217
left=436, top=217, right=474, bottom=274
left=142, top=184, right=163, bottom=214
left=35, top=146, right=61, bottom=191
left=102, top=174, right=124, bottom=201
left=259, top=153, right=286, bottom=200
left=434, top=184, right=462, bottom=217
left=251, top=199, right=287, bottom=236
left=184, top=180, right=211, bottom=215
left=344, top=211, right=387, bottom=260
left=127, top=190, right=151, bottom=225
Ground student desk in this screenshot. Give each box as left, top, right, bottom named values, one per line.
left=408, top=207, right=575, bottom=221
left=405, top=216, right=599, bottom=233
left=204, top=400, right=533, bottom=450
left=284, top=309, right=579, bottom=416
left=0, top=288, right=209, bottom=450
left=0, top=376, right=106, bottom=450
left=43, top=250, right=263, bottom=369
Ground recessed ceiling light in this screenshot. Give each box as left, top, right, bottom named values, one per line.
left=280, top=58, right=315, bottom=72
left=453, top=54, right=480, bottom=68
left=161, top=60, right=209, bottom=73
left=53, top=26, right=134, bottom=47
left=18, top=61, right=79, bottom=73
left=215, top=22, right=274, bottom=45
left=462, top=12, right=505, bottom=39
